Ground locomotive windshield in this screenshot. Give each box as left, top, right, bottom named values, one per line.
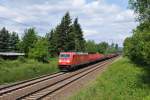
left=60, top=54, right=70, bottom=58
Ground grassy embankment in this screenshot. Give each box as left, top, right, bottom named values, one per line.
left=71, top=57, right=150, bottom=100
left=0, top=58, right=59, bottom=85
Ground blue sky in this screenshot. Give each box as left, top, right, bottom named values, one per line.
left=106, top=0, right=128, bottom=9
left=0, top=0, right=138, bottom=46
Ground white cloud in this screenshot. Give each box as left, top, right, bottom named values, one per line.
left=0, top=0, right=138, bottom=46
left=72, top=0, right=86, bottom=7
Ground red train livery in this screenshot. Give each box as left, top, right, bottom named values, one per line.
left=58, top=52, right=116, bottom=71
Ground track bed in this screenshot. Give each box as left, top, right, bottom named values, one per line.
left=0, top=57, right=119, bottom=100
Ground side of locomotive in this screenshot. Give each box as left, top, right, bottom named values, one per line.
left=58, top=52, right=105, bottom=71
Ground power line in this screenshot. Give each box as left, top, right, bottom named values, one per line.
left=0, top=16, right=31, bottom=27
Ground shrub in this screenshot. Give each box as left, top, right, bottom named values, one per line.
left=0, top=57, right=4, bottom=62
left=18, top=56, right=26, bottom=63
left=0, top=57, right=4, bottom=64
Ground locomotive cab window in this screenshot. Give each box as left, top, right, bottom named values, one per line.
left=59, top=54, right=70, bottom=58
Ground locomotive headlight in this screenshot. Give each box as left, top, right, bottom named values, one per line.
left=59, top=59, right=70, bottom=63
left=66, top=60, right=70, bottom=63
left=59, top=60, right=62, bottom=63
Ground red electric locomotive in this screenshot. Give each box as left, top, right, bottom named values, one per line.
left=58, top=52, right=105, bottom=71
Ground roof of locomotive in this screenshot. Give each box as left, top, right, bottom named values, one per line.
left=60, top=52, right=88, bottom=55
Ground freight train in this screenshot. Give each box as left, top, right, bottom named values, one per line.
left=58, top=52, right=118, bottom=71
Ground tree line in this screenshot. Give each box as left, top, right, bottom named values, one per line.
left=124, top=0, right=150, bottom=66
left=0, top=12, right=120, bottom=62
left=85, top=40, right=120, bottom=54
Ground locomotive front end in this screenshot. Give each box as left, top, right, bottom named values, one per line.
left=58, top=52, right=74, bottom=70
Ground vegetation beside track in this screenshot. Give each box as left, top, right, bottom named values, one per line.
left=70, top=57, right=150, bottom=100
left=0, top=58, right=58, bottom=85
left=123, top=0, right=150, bottom=66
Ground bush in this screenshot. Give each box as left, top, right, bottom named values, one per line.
left=0, top=57, right=4, bottom=64
left=18, top=56, right=26, bottom=63
left=0, top=57, right=4, bottom=62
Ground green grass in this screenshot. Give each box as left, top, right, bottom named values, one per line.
left=70, top=57, right=150, bottom=100
left=0, top=58, right=59, bottom=85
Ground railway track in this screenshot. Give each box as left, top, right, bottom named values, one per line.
left=0, top=57, right=117, bottom=100
left=0, top=72, right=64, bottom=91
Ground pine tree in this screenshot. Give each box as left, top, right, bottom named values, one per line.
left=115, top=44, right=119, bottom=52
left=0, top=27, right=10, bottom=52
left=21, top=28, right=37, bottom=55
left=67, top=25, right=76, bottom=51
left=9, top=32, right=20, bottom=52
left=47, top=12, right=86, bottom=55
left=46, top=29, right=58, bottom=56
left=73, top=18, right=85, bottom=51
left=59, top=12, right=72, bottom=51
left=51, top=12, right=72, bottom=53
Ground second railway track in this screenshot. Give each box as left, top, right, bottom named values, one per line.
left=0, top=57, right=118, bottom=100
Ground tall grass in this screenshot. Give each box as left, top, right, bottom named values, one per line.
left=70, top=58, right=150, bottom=100
left=0, top=58, right=59, bottom=85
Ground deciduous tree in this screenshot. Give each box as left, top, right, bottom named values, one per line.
left=28, top=37, right=49, bottom=62
left=129, top=0, right=150, bottom=22
left=21, top=28, right=38, bottom=55
left=98, top=42, right=109, bottom=54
